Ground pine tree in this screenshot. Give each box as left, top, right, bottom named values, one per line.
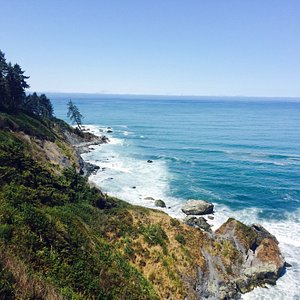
left=25, top=93, right=53, bottom=117
left=67, top=100, right=83, bottom=130
left=0, top=50, right=8, bottom=108
left=5, top=63, right=29, bottom=111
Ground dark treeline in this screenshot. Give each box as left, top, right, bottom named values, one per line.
left=0, top=50, right=53, bottom=117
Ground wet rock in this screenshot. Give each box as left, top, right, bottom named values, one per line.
left=79, top=159, right=100, bottom=177
left=132, top=186, right=136, bottom=189
left=147, top=160, right=153, bottom=163
left=208, top=215, right=214, bottom=220
left=285, top=262, right=292, bottom=268
left=183, top=216, right=198, bottom=226
left=107, top=130, right=113, bottom=133
left=183, top=216, right=212, bottom=232
left=144, top=197, right=155, bottom=201
left=154, top=199, right=166, bottom=208
left=182, top=200, right=214, bottom=215
left=195, top=217, right=212, bottom=232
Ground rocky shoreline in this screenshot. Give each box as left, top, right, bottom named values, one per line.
left=63, top=126, right=109, bottom=177
left=75, top=126, right=287, bottom=299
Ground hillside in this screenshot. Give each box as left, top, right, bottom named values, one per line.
left=0, top=110, right=286, bottom=300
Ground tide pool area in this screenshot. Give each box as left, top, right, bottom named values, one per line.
left=53, top=96, right=300, bottom=299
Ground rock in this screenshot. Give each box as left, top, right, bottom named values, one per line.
left=285, top=262, right=292, bottom=268
left=243, top=237, right=285, bottom=286
left=154, top=199, right=166, bottom=208
left=183, top=216, right=212, bottom=232
left=107, top=130, right=113, bottom=133
left=144, top=197, right=155, bottom=201
left=181, top=200, right=214, bottom=215
left=208, top=215, right=214, bottom=220
left=195, top=217, right=212, bottom=232
left=183, top=216, right=198, bottom=226
left=252, top=223, right=278, bottom=244
left=147, top=160, right=153, bottom=163
left=79, top=159, right=100, bottom=177
left=102, top=136, right=109, bottom=143
left=132, top=186, right=136, bottom=189
left=211, top=218, right=286, bottom=296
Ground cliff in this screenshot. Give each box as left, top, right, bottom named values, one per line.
left=0, top=111, right=286, bottom=299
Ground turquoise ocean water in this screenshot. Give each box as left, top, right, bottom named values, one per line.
left=52, top=96, right=300, bottom=299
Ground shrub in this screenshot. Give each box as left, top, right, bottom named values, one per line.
left=175, top=234, right=186, bottom=245
left=142, top=224, right=169, bottom=247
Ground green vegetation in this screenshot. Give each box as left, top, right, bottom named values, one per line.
left=175, top=234, right=186, bottom=245
left=0, top=50, right=52, bottom=117
left=142, top=224, right=169, bottom=247
left=0, top=129, right=158, bottom=299
left=0, top=111, right=57, bottom=141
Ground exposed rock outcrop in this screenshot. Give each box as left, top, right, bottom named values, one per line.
left=62, top=128, right=108, bottom=176
left=183, top=216, right=212, bottom=232
left=196, top=218, right=285, bottom=299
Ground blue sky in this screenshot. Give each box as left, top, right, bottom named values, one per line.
left=1, top=0, right=300, bottom=97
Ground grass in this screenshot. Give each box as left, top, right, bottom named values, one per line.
left=0, top=112, right=57, bottom=141
left=0, top=122, right=158, bottom=299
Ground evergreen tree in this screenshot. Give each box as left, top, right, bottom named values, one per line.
left=0, top=50, right=53, bottom=117
left=67, top=100, right=83, bottom=130
left=39, top=94, right=53, bottom=117
left=25, top=93, right=53, bottom=117
left=0, top=50, right=8, bottom=109
left=5, top=63, right=29, bottom=111
left=25, top=92, right=39, bottom=114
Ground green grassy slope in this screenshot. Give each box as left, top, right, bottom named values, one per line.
left=0, top=115, right=159, bottom=299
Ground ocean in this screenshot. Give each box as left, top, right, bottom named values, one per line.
left=52, top=95, right=300, bottom=299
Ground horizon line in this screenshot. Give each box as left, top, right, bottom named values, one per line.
left=29, top=90, right=300, bottom=100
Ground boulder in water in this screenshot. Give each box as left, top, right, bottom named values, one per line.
left=155, top=199, right=166, bottom=208
left=182, top=200, right=214, bottom=215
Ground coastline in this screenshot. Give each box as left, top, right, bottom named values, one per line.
left=78, top=124, right=298, bottom=299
